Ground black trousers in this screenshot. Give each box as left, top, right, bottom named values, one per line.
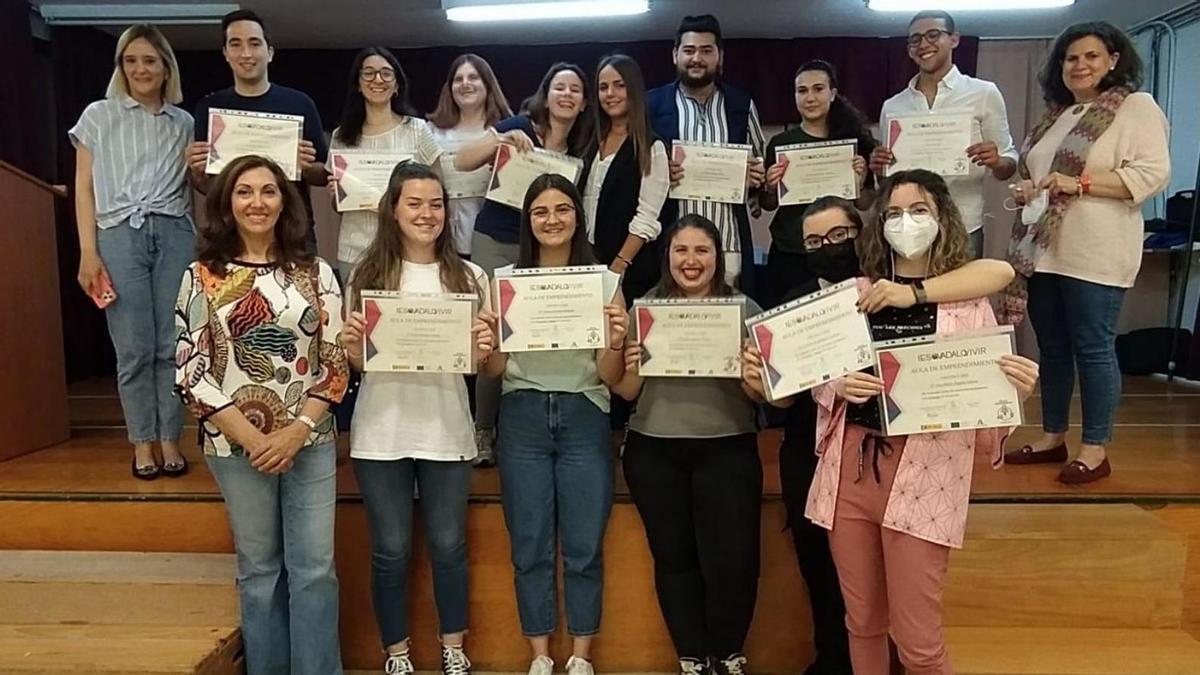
left=779, top=397, right=853, bottom=675
left=623, top=431, right=762, bottom=661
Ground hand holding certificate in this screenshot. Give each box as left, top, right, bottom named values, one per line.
left=361, top=291, right=479, bottom=374
left=777, top=139, right=859, bottom=205
left=745, top=279, right=874, bottom=401
left=884, top=111, right=972, bottom=177
left=669, top=141, right=751, bottom=204
left=494, top=265, right=610, bottom=352
left=875, top=326, right=1023, bottom=436
left=206, top=108, right=304, bottom=180
left=329, top=151, right=413, bottom=212
left=635, top=298, right=744, bottom=378
left=486, top=145, right=584, bottom=209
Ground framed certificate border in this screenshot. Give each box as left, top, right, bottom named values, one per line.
left=668, top=140, right=752, bottom=204
left=883, top=110, right=973, bottom=178
left=361, top=290, right=479, bottom=375
left=634, top=296, right=746, bottom=379
left=776, top=138, right=859, bottom=206
left=875, top=325, right=1023, bottom=436
left=206, top=108, right=304, bottom=180
left=493, top=265, right=609, bottom=353
left=485, top=145, right=584, bottom=210
left=329, top=150, right=413, bottom=212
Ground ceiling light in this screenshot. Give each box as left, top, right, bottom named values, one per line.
left=866, top=0, right=1074, bottom=10
left=37, top=3, right=241, bottom=25
left=444, top=0, right=649, bottom=22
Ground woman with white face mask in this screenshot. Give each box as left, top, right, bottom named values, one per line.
left=746, top=170, right=1040, bottom=675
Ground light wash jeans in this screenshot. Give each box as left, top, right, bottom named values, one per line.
left=497, top=390, right=613, bottom=636
left=206, top=442, right=342, bottom=675
left=97, top=213, right=195, bottom=443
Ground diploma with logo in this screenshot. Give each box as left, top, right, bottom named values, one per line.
left=777, top=139, right=859, bottom=205
left=329, top=150, right=413, bottom=212
left=884, top=111, right=972, bottom=177
left=745, top=279, right=873, bottom=401
left=494, top=265, right=609, bottom=353
left=669, top=141, right=751, bottom=204
left=440, top=153, right=492, bottom=199
left=206, top=108, right=304, bottom=180
left=876, top=325, right=1023, bottom=436
left=635, top=297, right=745, bottom=378
left=360, top=291, right=479, bottom=375
left=486, top=145, right=584, bottom=209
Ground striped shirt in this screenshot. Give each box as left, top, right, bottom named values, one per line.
left=674, top=86, right=766, bottom=252
left=69, top=96, right=193, bottom=230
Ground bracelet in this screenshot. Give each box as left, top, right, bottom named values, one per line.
left=295, top=415, right=318, bottom=432
left=615, top=254, right=631, bottom=265
left=1079, top=173, right=1092, bottom=195
left=912, top=279, right=928, bottom=305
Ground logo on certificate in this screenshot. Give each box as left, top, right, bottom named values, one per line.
left=587, top=327, right=601, bottom=346
left=453, top=353, right=467, bottom=370
left=996, top=403, right=1014, bottom=422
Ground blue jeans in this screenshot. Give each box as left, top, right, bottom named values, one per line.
left=97, top=214, right=195, bottom=443
left=206, top=442, right=342, bottom=675
left=352, top=458, right=471, bottom=647
left=497, top=390, right=613, bottom=637
left=1027, top=273, right=1126, bottom=445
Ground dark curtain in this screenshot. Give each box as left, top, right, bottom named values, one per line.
left=0, top=0, right=48, bottom=178
left=175, top=36, right=979, bottom=131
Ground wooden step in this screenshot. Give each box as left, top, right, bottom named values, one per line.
left=0, top=551, right=237, bottom=625
left=948, top=627, right=1200, bottom=674
left=945, top=505, right=1188, bottom=628
left=0, top=624, right=241, bottom=674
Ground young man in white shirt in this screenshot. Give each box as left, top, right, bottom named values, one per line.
left=870, top=10, right=1017, bottom=259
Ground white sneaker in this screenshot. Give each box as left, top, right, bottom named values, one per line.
left=528, top=655, right=555, bottom=675
left=566, top=655, right=595, bottom=675
left=384, top=650, right=414, bottom=675
left=441, top=644, right=472, bottom=675
left=473, top=427, right=496, bottom=467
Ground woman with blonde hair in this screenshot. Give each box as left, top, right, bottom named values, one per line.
left=70, top=23, right=194, bottom=480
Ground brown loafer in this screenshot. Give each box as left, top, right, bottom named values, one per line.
left=1058, top=457, right=1112, bottom=485
left=1005, top=443, right=1068, bottom=465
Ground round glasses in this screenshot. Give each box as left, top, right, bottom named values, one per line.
left=906, top=29, right=950, bottom=48
left=803, top=225, right=858, bottom=252
left=360, top=68, right=396, bottom=83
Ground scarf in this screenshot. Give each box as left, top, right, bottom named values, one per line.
left=998, top=86, right=1131, bottom=326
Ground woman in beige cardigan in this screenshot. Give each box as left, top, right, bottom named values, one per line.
left=1000, top=21, right=1170, bottom=484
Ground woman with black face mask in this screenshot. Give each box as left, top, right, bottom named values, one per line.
left=760, top=196, right=1016, bottom=675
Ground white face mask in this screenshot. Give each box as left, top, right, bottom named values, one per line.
left=884, top=212, right=939, bottom=259
left=1004, top=189, right=1049, bottom=226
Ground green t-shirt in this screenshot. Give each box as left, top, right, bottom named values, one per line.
left=628, top=291, right=763, bottom=438
left=503, top=349, right=610, bottom=413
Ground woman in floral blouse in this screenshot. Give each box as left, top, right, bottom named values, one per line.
left=174, top=154, right=349, bottom=675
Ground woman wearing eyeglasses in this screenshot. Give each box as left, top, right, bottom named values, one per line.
left=330, top=47, right=443, bottom=280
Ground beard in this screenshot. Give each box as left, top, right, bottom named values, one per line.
left=678, top=66, right=718, bottom=88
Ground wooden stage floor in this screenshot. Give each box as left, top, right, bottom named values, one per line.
left=4, top=375, right=1200, bottom=503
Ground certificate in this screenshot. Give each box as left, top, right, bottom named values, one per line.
left=206, top=108, right=303, bottom=180
left=634, top=297, right=744, bottom=378
left=486, top=145, right=584, bottom=209
left=876, top=326, right=1023, bottom=436
left=777, top=139, right=858, bottom=206
left=329, top=150, right=412, bottom=212
left=884, top=111, right=972, bottom=177
left=669, top=141, right=750, bottom=204
left=361, top=291, right=478, bottom=374
left=745, top=279, right=873, bottom=401
left=493, top=265, right=607, bottom=352
left=440, top=153, right=491, bottom=199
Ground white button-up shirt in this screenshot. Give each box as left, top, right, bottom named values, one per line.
left=879, top=66, right=1017, bottom=233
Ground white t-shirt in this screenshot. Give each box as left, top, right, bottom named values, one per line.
left=430, top=124, right=490, bottom=256
left=329, top=117, right=444, bottom=265
left=349, top=259, right=489, bottom=462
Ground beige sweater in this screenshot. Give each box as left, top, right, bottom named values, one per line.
left=1027, top=92, right=1171, bottom=288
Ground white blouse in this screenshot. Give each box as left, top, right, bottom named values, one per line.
left=583, top=139, right=670, bottom=244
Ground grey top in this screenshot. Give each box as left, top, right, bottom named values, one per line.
left=503, top=349, right=610, bottom=413
left=628, top=291, right=762, bottom=438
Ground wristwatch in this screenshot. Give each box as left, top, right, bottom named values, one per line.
left=295, top=415, right=318, bottom=432
left=912, top=279, right=928, bottom=305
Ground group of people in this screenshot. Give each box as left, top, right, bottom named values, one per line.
left=69, top=6, right=1171, bottom=675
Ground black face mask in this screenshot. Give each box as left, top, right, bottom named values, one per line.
left=806, top=241, right=859, bottom=283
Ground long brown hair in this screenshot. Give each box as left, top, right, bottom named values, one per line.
left=199, top=155, right=313, bottom=275
left=348, top=162, right=481, bottom=308
left=592, top=54, right=654, bottom=175
left=520, top=62, right=593, bottom=157
left=652, top=215, right=734, bottom=298
left=428, top=53, right=513, bottom=130
left=858, top=169, right=969, bottom=280
left=516, top=174, right=596, bottom=269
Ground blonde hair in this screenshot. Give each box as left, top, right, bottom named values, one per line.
left=106, top=24, right=183, bottom=105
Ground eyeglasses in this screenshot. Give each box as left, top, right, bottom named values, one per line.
left=803, top=225, right=858, bottom=252
left=360, top=68, right=396, bottom=83
left=906, top=28, right=950, bottom=48
left=530, top=204, right=576, bottom=222
left=883, top=205, right=935, bottom=222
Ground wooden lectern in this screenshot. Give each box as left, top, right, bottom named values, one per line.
left=0, top=161, right=69, bottom=460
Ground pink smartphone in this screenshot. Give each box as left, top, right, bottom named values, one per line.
left=90, top=272, right=117, bottom=309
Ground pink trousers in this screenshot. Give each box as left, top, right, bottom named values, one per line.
left=827, top=426, right=953, bottom=675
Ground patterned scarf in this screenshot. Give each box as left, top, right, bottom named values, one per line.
left=998, top=86, right=1131, bottom=326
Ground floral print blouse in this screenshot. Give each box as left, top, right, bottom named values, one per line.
left=175, top=259, right=349, bottom=457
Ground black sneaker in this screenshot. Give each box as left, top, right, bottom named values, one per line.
left=384, top=650, right=414, bottom=675
left=680, top=657, right=710, bottom=675
left=442, top=644, right=472, bottom=675
left=713, top=653, right=748, bottom=675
